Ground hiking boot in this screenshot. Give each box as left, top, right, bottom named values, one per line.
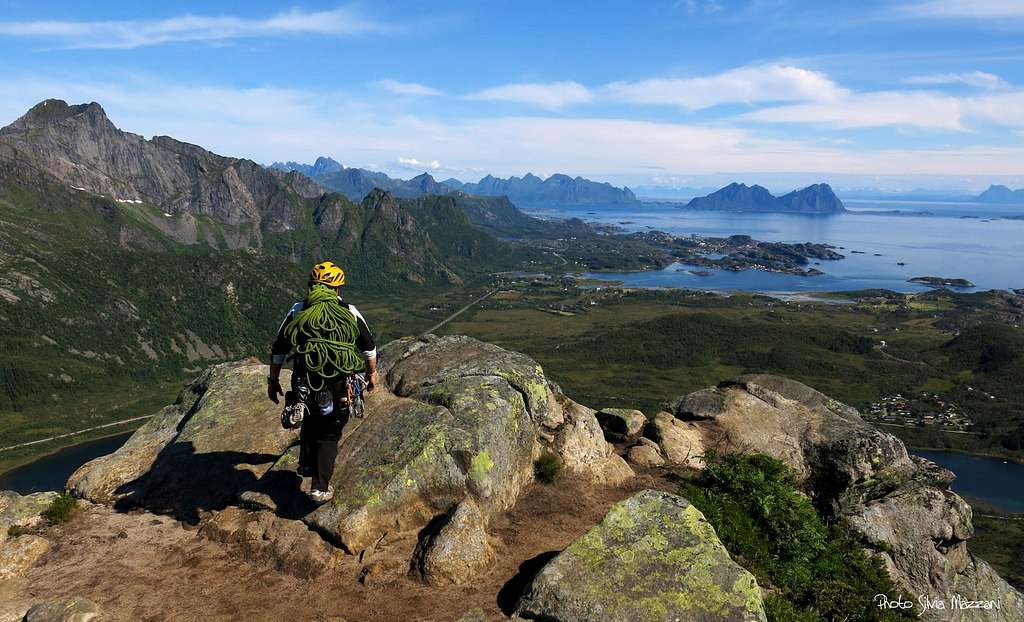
left=310, top=486, right=334, bottom=503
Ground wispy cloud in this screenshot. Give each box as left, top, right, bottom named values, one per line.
left=893, top=0, right=1024, bottom=18
left=905, top=71, right=1008, bottom=89
left=0, top=7, right=391, bottom=49
left=604, top=64, right=847, bottom=110
left=375, top=79, right=442, bottom=97
left=466, top=82, right=592, bottom=110
left=743, top=91, right=967, bottom=130
left=675, top=0, right=725, bottom=15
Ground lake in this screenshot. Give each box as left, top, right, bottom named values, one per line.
left=523, top=200, right=1024, bottom=293
left=915, top=450, right=1024, bottom=513
left=0, top=432, right=132, bottom=494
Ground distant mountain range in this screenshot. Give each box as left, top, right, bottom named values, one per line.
left=269, top=158, right=638, bottom=206
left=977, top=185, right=1024, bottom=204
left=269, top=156, right=344, bottom=179
left=684, top=183, right=845, bottom=214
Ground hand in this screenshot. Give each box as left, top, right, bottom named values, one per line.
left=267, top=378, right=283, bottom=404
left=366, top=370, right=379, bottom=393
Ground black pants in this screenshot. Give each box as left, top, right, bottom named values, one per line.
left=296, top=379, right=349, bottom=492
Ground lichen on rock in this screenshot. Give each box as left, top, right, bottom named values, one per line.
left=516, top=490, right=767, bottom=622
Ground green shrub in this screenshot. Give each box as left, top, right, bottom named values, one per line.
left=42, top=491, right=79, bottom=525
left=534, top=452, right=561, bottom=484
left=680, top=452, right=916, bottom=622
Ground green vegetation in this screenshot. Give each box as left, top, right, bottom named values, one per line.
left=0, top=174, right=504, bottom=468
left=42, top=491, right=78, bottom=524
left=533, top=452, right=561, bottom=484
left=679, top=453, right=915, bottom=622
left=6, top=524, right=34, bottom=537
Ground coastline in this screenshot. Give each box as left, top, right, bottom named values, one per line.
left=0, top=425, right=139, bottom=479
left=906, top=444, right=1024, bottom=467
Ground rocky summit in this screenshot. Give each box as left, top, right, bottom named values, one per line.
left=0, top=336, right=1021, bottom=621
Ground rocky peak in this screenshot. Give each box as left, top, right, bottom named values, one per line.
left=687, top=182, right=844, bottom=213
left=1, top=99, right=110, bottom=134
left=0, top=99, right=330, bottom=247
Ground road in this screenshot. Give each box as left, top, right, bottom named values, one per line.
left=0, top=415, right=155, bottom=453
left=422, top=290, right=498, bottom=336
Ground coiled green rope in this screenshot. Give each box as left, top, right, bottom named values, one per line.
left=285, top=284, right=364, bottom=390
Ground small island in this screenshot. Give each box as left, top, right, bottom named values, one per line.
left=909, top=276, right=976, bottom=288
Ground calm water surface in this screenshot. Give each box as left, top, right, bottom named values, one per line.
left=0, top=432, right=131, bottom=494
left=525, top=200, right=1024, bottom=292
left=915, top=450, right=1024, bottom=513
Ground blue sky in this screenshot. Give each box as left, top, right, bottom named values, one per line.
left=1, top=0, right=1023, bottom=191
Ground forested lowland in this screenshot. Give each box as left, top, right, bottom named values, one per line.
left=440, top=282, right=1024, bottom=461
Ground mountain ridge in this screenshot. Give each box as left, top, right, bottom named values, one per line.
left=271, top=157, right=639, bottom=206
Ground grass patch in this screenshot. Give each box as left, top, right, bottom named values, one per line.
left=42, top=491, right=79, bottom=525
left=6, top=524, right=36, bottom=537
left=533, top=452, right=561, bottom=484
left=679, top=452, right=916, bottom=622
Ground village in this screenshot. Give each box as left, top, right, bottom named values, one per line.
left=862, top=392, right=976, bottom=431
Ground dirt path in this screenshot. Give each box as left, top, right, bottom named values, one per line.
left=422, top=291, right=497, bottom=336
left=3, top=468, right=677, bottom=622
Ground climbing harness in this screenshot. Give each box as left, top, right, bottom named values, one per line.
left=284, top=284, right=365, bottom=391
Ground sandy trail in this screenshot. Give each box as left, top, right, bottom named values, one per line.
left=2, top=468, right=676, bottom=622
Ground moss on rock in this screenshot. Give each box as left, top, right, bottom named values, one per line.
left=516, top=489, right=766, bottom=622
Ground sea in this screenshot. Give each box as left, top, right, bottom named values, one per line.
left=521, top=200, right=1024, bottom=293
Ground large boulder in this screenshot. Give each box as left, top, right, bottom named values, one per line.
left=409, top=497, right=494, bottom=586
left=306, top=335, right=631, bottom=553
left=672, top=374, right=915, bottom=505
left=0, top=491, right=57, bottom=543
left=626, top=437, right=665, bottom=467
left=553, top=398, right=634, bottom=485
left=0, top=535, right=49, bottom=579
left=516, top=490, right=766, bottom=622
left=646, top=412, right=704, bottom=469
left=595, top=408, right=646, bottom=442
left=68, top=360, right=296, bottom=523
left=846, top=475, right=1024, bottom=621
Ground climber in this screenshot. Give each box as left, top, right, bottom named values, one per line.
left=267, top=261, right=378, bottom=503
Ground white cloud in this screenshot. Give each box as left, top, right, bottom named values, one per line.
left=398, top=157, right=441, bottom=170
left=375, top=79, right=442, bottom=97
left=0, top=7, right=390, bottom=49
left=894, top=0, right=1024, bottom=18
left=467, top=81, right=592, bottom=110
left=905, top=71, right=1008, bottom=90
left=604, top=64, right=847, bottom=110
left=745, top=88, right=1024, bottom=131
left=3, top=73, right=1024, bottom=182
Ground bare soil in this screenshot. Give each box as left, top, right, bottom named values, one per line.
left=2, top=467, right=679, bottom=622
